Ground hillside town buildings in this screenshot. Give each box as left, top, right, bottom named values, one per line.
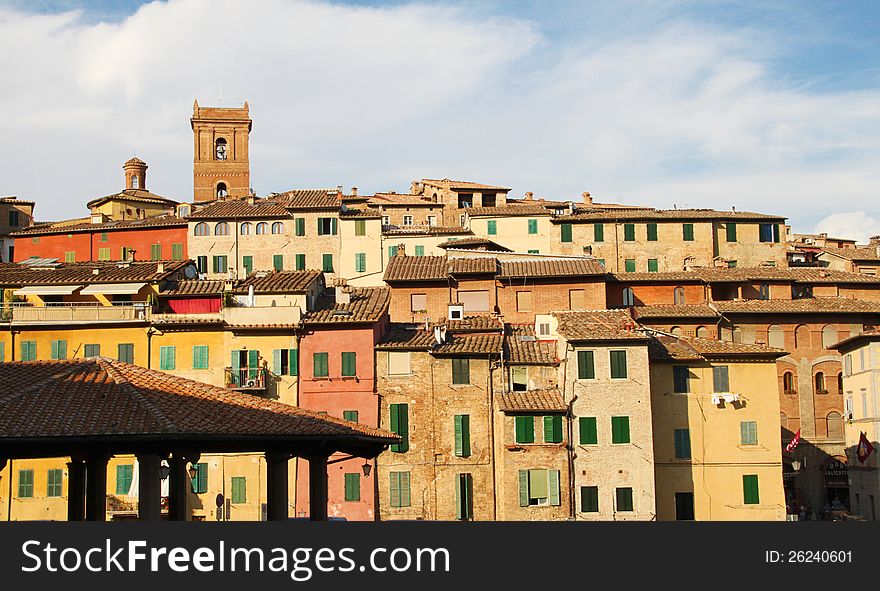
left=1, top=100, right=878, bottom=522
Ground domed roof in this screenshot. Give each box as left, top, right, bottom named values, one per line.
left=123, top=156, right=147, bottom=168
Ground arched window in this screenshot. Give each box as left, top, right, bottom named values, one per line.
left=131, top=174, right=139, bottom=189
left=815, top=372, right=826, bottom=394
left=240, top=222, right=252, bottom=235
left=767, top=325, right=785, bottom=349
left=215, top=138, right=227, bottom=161
left=621, top=287, right=634, bottom=307
left=794, top=325, right=809, bottom=349
left=216, top=183, right=228, bottom=198
left=271, top=222, right=284, bottom=234
left=193, top=222, right=210, bottom=236
left=780, top=412, right=788, bottom=429
left=826, top=412, right=843, bottom=438
left=783, top=371, right=795, bottom=393
left=673, top=286, right=686, bottom=305
left=837, top=372, right=843, bottom=394
left=822, top=325, right=838, bottom=349
left=695, top=326, right=708, bottom=338
left=214, top=222, right=230, bottom=236
left=670, top=326, right=682, bottom=336
left=256, top=222, right=269, bottom=235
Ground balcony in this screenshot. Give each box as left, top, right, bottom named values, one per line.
left=1, top=302, right=150, bottom=325
left=224, top=367, right=268, bottom=391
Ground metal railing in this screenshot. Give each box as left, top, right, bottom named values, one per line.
left=224, top=367, right=268, bottom=390
left=0, top=301, right=150, bottom=324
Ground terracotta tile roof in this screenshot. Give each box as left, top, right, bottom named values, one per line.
left=276, top=189, right=341, bottom=210
left=465, top=204, right=551, bottom=217
left=369, top=194, right=439, bottom=206
left=150, top=315, right=225, bottom=326
left=498, top=389, right=566, bottom=413
left=303, top=287, right=389, bottom=324
left=234, top=270, right=322, bottom=294
left=610, top=267, right=880, bottom=284
left=498, top=258, right=605, bottom=278
left=376, top=324, right=436, bottom=350
left=0, top=359, right=397, bottom=443
left=0, top=260, right=192, bottom=286
left=558, top=207, right=785, bottom=222
left=648, top=335, right=786, bottom=361
left=0, top=196, right=36, bottom=206
left=86, top=189, right=179, bottom=209
left=445, top=315, right=503, bottom=332
left=433, top=332, right=503, bottom=355
left=437, top=237, right=512, bottom=251
left=712, top=298, right=880, bottom=314
left=506, top=325, right=559, bottom=365
left=632, top=305, right=720, bottom=319
left=829, top=329, right=880, bottom=351
left=382, top=226, right=472, bottom=236
left=820, top=246, right=880, bottom=262
left=383, top=255, right=497, bottom=282
left=553, top=309, right=648, bottom=342
left=420, top=179, right=511, bottom=191
left=188, top=198, right=290, bottom=220
left=339, top=207, right=383, bottom=218
left=11, top=214, right=187, bottom=237
left=160, top=280, right=225, bottom=296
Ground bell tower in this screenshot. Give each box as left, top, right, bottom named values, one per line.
left=191, top=99, right=252, bottom=202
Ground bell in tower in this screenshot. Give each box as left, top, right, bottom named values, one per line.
left=123, top=157, right=148, bottom=191
left=191, top=99, right=252, bottom=203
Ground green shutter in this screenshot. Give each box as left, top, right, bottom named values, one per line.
left=355, top=220, right=366, bottom=236
left=647, top=259, right=658, bottom=272
left=116, top=465, right=133, bottom=495
left=743, top=475, right=759, bottom=504
left=646, top=223, right=658, bottom=241
left=231, top=477, right=246, bottom=503
left=390, top=473, right=400, bottom=508
left=594, top=223, right=604, bottom=242
left=454, top=415, right=471, bottom=457
left=341, top=352, right=356, bottom=376
left=248, top=349, right=259, bottom=380
left=579, top=417, right=598, bottom=445
left=296, top=254, right=306, bottom=270
left=544, top=415, right=562, bottom=443
left=288, top=349, right=298, bottom=376
left=344, top=473, right=360, bottom=502
left=313, top=352, right=328, bottom=377
left=713, top=365, right=730, bottom=392
left=741, top=421, right=758, bottom=445
left=51, top=340, right=67, bottom=360
left=528, top=219, right=538, bottom=234
left=193, top=346, right=208, bottom=369
left=343, top=410, right=358, bottom=423
left=230, top=350, right=241, bottom=386
left=160, top=346, right=176, bottom=370
left=172, top=243, right=184, bottom=261
left=118, top=343, right=134, bottom=364
left=0, top=341, right=5, bottom=362
left=355, top=252, right=366, bottom=272
left=624, top=223, right=635, bottom=241
left=773, top=224, right=780, bottom=243
left=296, top=218, right=305, bottom=236
left=624, top=259, right=636, bottom=273
left=322, top=253, right=333, bottom=272
left=610, top=350, right=627, bottom=378
left=242, top=255, right=253, bottom=275
left=683, top=223, right=694, bottom=241
left=390, top=472, right=411, bottom=507
left=515, top=416, right=535, bottom=444
left=549, top=470, right=561, bottom=506
left=452, top=358, right=470, bottom=384
left=726, top=222, right=737, bottom=242
left=191, top=462, right=208, bottom=494
left=577, top=350, right=595, bottom=379
left=47, top=469, right=63, bottom=497
left=390, top=403, right=409, bottom=452
left=561, top=223, right=573, bottom=242
left=616, top=488, right=634, bottom=511
left=674, top=429, right=691, bottom=459
left=273, top=254, right=283, bottom=271
left=612, top=416, right=631, bottom=444
left=581, top=486, right=599, bottom=512
left=331, top=218, right=337, bottom=235
left=518, top=470, right=529, bottom=507
left=414, top=245, right=424, bottom=256
left=388, top=245, right=398, bottom=258
left=487, top=220, right=497, bottom=235
left=150, top=243, right=162, bottom=260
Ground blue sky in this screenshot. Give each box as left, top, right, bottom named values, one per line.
left=0, top=0, right=878, bottom=238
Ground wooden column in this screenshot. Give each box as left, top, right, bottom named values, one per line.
left=266, top=451, right=290, bottom=521
left=84, top=455, right=108, bottom=522
left=308, top=455, right=329, bottom=522
left=167, top=455, right=191, bottom=522
left=66, top=459, right=86, bottom=522
left=137, top=453, right=162, bottom=521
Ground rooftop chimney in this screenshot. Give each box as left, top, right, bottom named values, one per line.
left=525, top=191, right=534, bottom=201
left=351, top=187, right=358, bottom=197
left=582, top=191, right=592, bottom=205
left=157, top=262, right=165, bottom=274
left=397, top=244, right=406, bottom=257
left=334, top=277, right=350, bottom=304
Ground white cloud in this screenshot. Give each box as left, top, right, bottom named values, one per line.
left=0, top=0, right=877, bottom=235
left=815, top=212, right=880, bottom=244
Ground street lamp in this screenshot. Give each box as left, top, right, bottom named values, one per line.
left=159, top=463, right=170, bottom=480
left=188, top=464, right=198, bottom=480
left=791, top=459, right=802, bottom=472
left=362, top=461, right=372, bottom=477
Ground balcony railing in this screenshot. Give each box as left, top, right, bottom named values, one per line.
left=1, top=302, right=150, bottom=324
left=224, top=367, right=268, bottom=391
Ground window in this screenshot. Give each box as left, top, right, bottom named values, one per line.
left=295, top=218, right=306, bottom=236
left=783, top=371, right=796, bottom=393
left=355, top=252, right=366, bottom=273
left=713, top=365, right=730, bottom=392
left=17, top=469, right=34, bottom=498
left=400, top=215, right=413, bottom=226
left=647, top=259, right=658, bottom=272
left=118, top=343, right=134, bottom=364
left=815, top=372, right=827, bottom=394
left=455, top=473, right=473, bottom=520
left=354, top=220, right=366, bottom=236
left=457, top=290, right=489, bottom=312
left=215, top=138, right=227, bottom=160
left=382, top=216, right=390, bottom=226
left=519, top=469, right=561, bottom=506
left=242, top=255, right=253, bottom=276
left=611, top=416, right=631, bottom=444
left=50, top=340, right=67, bottom=360
left=682, top=223, right=694, bottom=241
left=674, top=429, right=691, bottom=459
left=159, top=346, right=176, bottom=370
left=388, top=351, right=411, bottom=376
left=561, top=223, right=573, bottom=243
left=172, top=243, right=183, bottom=261
left=231, top=477, right=247, bottom=504
left=313, top=352, right=329, bottom=377
left=624, top=224, right=635, bottom=241
left=577, top=351, right=595, bottom=379
left=742, top=475, right=759, bottom=504
left=621, top=287, right=634, bottom=306
left=759, top=223, right=780, bottom=243
left=528, top=219, right=538, bottom=234
left=528, top=249, right=539, bottom=254
left=767, top=325, right=784, bottom=349
left=341, top=352, right=357, bottom=377
left=389, top=472, right=411, bottom=507
left=452, top=358, right=470, bottom=385
left=192, top=345, right=209, bottom=370
left=414, top=245, right=424, bottom=256
left=317, top=218, right=337, bottom=235
left=481, top=193, right=496, bottom=207
left=580, top=486, right=599, bottom=513
left=795, top=325, right=810, bottom=348
left=610, top=350, right=627, bottom=379
left=295, top=254, right=306, bottom=271
left=457, top=194, right=472, bottom=208
left=741, top=421, right=758, bottom=445
left=579, top=417, right=598, bottom=445
left=196, top=256, right=208, bottom=274
left=454, top=415, right=471, bottom=457
left=212, top=255, right=228, bottom=273
left=271, top=222, right=284, bottom=235
left=827, top=412, right=844, bottom=438
left=273, top=254, right=283, bottom=271
left=149, top=243, right=161, bottom=261
left=487, top=220, right=497, bottom=235
left=569, top=289, right=585, bottom=310
left=240, top=222, right=252, bottom=235
left=344, top=473, right=360, bottom=502
left=9, top=210, right=20, bottom=227
left=594, top=223, right=604, bottom=242
left=120, top=246, right=134, bottom=261
left=822, top=325, right=838, bottom=349
left=64, top=251, right=76, bottom=263
left=426, top=215, right=437, bottom=227
left=214, top=222, right=230, bottom=236
left=759, top=283, right=770, bottom=300
left=388, top=245, right=398, bottom=258
left=322, top=254, right=334, bottom=272
left=673, top=286, right=686, bottom=305
left=116, top=464, right=133, bottom=495
left=837, top=372, right=843, bottom=395
left=516, top=291, right=533, bottom=312
left=256, top=222, right=268, bottom=235
left=410, top=293, right=427, bottom=313
left=624, top=259, right=636, bottom=273
left=84, top=344, right=100, bottom=358
left=671, top=326, right=682, bottom=336
left=342, top=410, right=359, bottom=423
left=98, top=247, right=111, bottom=261
left=844, top=354, right=852, bottom=376
left=616, top=487, right=634, bottom=512
left=646, top=223, right=658, bottom=241
left=20, top=340, right=36, bottom=361
left=725, top=222, right=737, bottom=242
left=675, top=492, right=695, bottom=520
left=544, top=415, right=563, bottom=443
left=272, top=349, right=298, bottom=376
left=178, top=205, right=190, bottom=218
left=191, top=463, right=208, bottom=494
left=47, top=468, right=63, bottom=497
left=673, top=366, right=690, bottom=393
left=696, top=326, right=708, bottom=338
left=390, top=404, right=409, bottom=452
left=515, top=416, right=535, bottom=444
left=510, top=366, right=528, bottom=391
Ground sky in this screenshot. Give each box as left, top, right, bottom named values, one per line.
left=0, top=0, right=878, bottom=239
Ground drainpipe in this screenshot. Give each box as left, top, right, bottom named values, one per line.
left=7, top=459, right=12, bottom=521
left=564, top=342, right=577, bottom=520
left=488, top=350, right=498, bottom=521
